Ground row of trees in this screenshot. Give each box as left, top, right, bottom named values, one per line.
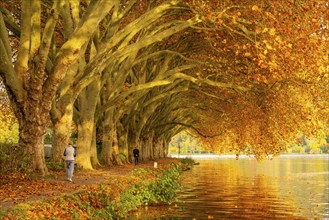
left=289, top=134, right=329, bottom=154
left=168, top=132, right=329, bottom=155
left=0, top=0, right=328, bottom=175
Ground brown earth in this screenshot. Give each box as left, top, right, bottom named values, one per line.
left=0, top=158, right=179, bottom=212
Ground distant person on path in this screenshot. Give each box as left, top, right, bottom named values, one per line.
left=133, top=147, right=140, bottom=165
left=63, top=144, right=76, bottom=182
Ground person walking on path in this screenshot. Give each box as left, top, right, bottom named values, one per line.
left=133, top=147, right=140, bottom=165
left=63, top=145, right=76, bottom=182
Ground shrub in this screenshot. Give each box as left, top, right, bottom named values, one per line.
left=46, top=161, right=65, bottom=171
left=0, top=144, right=31, bottom=178
left=112, top=164, right=183, bottom=218
left=180, top=157, right=195, bottom=166
left=149, top=163, right=182, bottom=203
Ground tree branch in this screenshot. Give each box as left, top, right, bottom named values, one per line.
left=154, top=121, right=223, bottom=138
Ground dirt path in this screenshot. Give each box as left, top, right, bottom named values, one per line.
left=0, top=158, right=179, bottom=211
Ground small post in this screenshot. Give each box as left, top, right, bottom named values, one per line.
left=154, top=162, right=158, bottom=168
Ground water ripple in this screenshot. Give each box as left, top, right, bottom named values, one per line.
left=129, top=156, right=329, bottom=220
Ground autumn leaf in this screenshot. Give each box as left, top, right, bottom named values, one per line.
left=269, top=28, right=276, bottom=36
left=252, top=5, right=260, bottom=12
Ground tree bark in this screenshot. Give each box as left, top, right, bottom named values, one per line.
left=19, top=107, right=48, bottom=175
left=0, top=1, right=117, bottom=175
left=76, top=80, right=100, bottom=169
left=112, top=123, right=123, bottom=165
left=153, top=139, right=160, bottom=160
left=117, top=121, right=129, bottom=163
left=51, top=103, right=74, bottom=162
left=100, top=110, right=114, bottom=166
left=90, top=127, right=100, bottom=168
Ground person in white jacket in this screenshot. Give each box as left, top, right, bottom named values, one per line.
left=63, top=145, right=76, bottom=182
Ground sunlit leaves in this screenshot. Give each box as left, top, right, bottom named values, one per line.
left=0, top=0, right=328, bottom=163
left=0, top=84, right=18, bottom=143
left=181, top=0, right=329, bottom=158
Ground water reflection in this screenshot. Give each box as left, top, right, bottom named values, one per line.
left=128, top=155, right=329, bottom=219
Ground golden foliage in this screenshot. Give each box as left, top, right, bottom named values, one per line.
left=183, top=0, right=329, bottom=157
left=0, top=86, right=18, bottom=143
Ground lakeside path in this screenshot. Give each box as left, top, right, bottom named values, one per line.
left=0, top=158, right=180, bottom=211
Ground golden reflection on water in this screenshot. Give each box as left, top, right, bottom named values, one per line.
left=128, top=155, right=329, bottom=220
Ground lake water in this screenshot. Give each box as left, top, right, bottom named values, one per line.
left=128, top=155, right=329, bottom=220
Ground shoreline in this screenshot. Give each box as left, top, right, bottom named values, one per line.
left=169, top=153, right=329, bottom=159
left=0, top=158, right=191, bottom=219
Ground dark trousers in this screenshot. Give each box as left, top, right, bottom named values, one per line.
left=134, top=156, right=139, bottom=165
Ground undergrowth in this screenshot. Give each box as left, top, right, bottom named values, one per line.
left=0, top=144, right=32, bottom=185
left=1, top=161, right=190, bottom=220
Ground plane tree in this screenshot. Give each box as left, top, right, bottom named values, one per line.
left=60, top=0, right=256, bottom=168
left=0, top=0, right=204, bottom=171
left=1, top=0, right=327, bottom=175
left=0, top=0, right=120, bottom=174
left=95, top=15, right=253, bottom=164
left=69, top=1, right=203, bottom=169
left=96, top=45, right=201, bottom=165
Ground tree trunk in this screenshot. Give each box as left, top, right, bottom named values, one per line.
left=76, top=120, right=93, bottom=169
left=112, top=124, right=123, bottom=165
left=128, top=130, right=138, bottom=163
left=20, top=115, right=48, bottom=175
left=90, top=127, right=100, bottom=168
left=117, top=121, right=129, bottom=163
left=143, top=136, right=153, bottom=161
left=153, top=139, right=160, bottom=160
left=101, top=110, right=114, bottom=166
left=161, top=139, right=167, bottom=158
left=149, top=139, right=154, bottom=160
left=76, top=80, right=100, bottom=170
left=101, top=136, right=113, bottom=166
left=51, top=103, right=74, bottom=162
left=141, top=138, right=146, bottom=161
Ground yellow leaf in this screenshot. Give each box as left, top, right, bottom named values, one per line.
left=275, top=36, right=282, bottom=44
left=252, top=5, right=260, bottom=11
left=266, top=44, right=273, bottom=50
left=269, top=28, right=276, bottom=36
left=255, top=28, right=262, bottom=34
left=319, top=66, right=326, bottom=73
